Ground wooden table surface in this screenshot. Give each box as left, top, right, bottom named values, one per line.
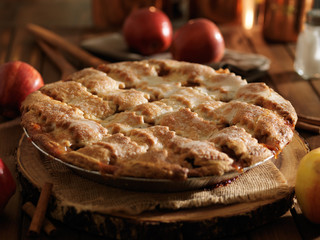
left=1, top=0, right=320, bottom=239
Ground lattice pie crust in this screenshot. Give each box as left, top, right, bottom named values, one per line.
left=21, top=59, right=297, bottom=180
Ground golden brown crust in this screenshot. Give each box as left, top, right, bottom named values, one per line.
left=21, top=59, right=296, bottom=180
left=235, top=82, right=297, bottom=127
left=40, top=81, right=116, bottom=119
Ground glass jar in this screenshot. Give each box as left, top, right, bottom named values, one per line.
left=294, top=9, right=320, bottom=79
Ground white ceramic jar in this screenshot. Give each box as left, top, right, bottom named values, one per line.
left=294, top=9, right=320, bottom=79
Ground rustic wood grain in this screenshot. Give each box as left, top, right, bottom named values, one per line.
left=291, top=199, right=320, bottom=240
left=249, top=211, right=302, bottom=240
left=1, top=1, right=320, bottom=238
left=245, top=28, right=320, bottom=131
left=222, top=26, right=253, bottom=52
left=0, top=28, right=12, bottom=63
left=310, top=79, right=320, bottom=98
left=36, top=39, right=77, bottom=79
left=27, top=24, right=108, bottom=68
left=0, top=0, right=92, bottom=28
left=0, top=193, right=22, bottom=240
left=16, top=132, right=307, bottom=240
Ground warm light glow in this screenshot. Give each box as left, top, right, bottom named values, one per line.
left=242, top=0, right=255, bottom=30
left=244, top=9, right=254, bottom=29
left=149, top=6, right=156, bottom=12
left=162, top=23, right=171, bottom=37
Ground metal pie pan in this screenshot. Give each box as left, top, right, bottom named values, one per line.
left=24, top=128, right=273, bottom=193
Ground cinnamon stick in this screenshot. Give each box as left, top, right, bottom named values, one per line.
left=27, top=23, right=109, bottom=68
left=298, top=114, right=320, bottom=126
left=23, top=201, right=56, bottom=236
left=36, top=39, right=77, bottom=79
left=296, top=120, right=320, bottom=134
left=27, top=182, right=53, bottom=237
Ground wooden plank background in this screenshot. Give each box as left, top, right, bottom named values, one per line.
left=0, top=1, right=320, bottom=239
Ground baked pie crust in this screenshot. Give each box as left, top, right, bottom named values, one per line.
left=21, top=59, right=297, bottom=180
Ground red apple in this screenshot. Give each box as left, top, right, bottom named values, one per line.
left=122, top=7, right=173, bottom=56
left=0, top=158, right=16, bottom=212
left=0, top=61, right=44, bottom=118
left=171, top=18, right=225, bottom=64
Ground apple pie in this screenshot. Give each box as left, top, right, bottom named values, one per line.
left=20, top=59, right=297, bottom=180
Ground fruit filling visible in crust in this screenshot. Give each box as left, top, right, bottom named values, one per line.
left=21, top=59, right=297, bottom=180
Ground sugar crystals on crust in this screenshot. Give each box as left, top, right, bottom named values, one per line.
left=21, top=59, right=297, bottom=180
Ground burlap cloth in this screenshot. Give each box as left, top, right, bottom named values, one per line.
left=39, top=152, right=290, bottom=216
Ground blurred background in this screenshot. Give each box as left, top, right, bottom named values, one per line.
left=0, top=0, right=315, bottom=42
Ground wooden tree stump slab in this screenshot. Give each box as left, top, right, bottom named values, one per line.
left=16, top=132, right=308, bottom=240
